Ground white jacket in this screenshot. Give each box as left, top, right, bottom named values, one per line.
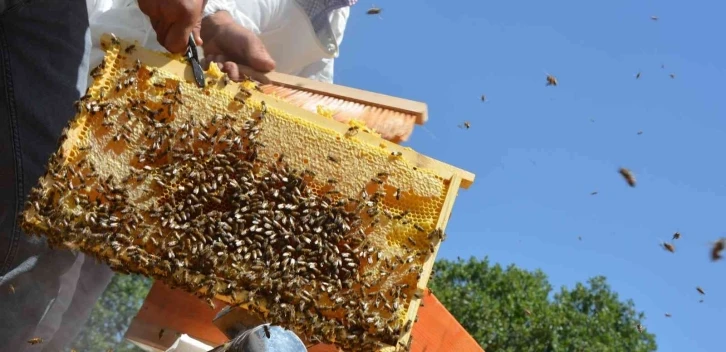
left=86, top=0, right=350, bottom=83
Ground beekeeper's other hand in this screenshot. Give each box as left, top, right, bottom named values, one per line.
left=201, top=10, right=276, bottom=73
left=139, top=0, right=205, bottom=54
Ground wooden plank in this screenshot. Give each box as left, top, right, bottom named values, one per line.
left=127, top=283, right=483, bottom=352
left=126, top=281, right=228, bottom=347
left=410, top=290, right=484, bottom=352
left=125, top=317, right=183, bottom=351
left=264, top=71, right=429, bottom=125
left=99, top=34, right=475, bottom=189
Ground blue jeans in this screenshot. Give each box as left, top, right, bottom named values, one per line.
left=0, top=1, right=114, bottom=351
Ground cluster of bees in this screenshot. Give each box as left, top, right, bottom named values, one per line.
left=21, top=48, right=446, bottom=351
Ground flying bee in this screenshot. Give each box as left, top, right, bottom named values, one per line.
left=665, top=313, right=672, bottom=317
left=158, top=328, right=164, bottom=340
left=662, top=242, right=675, bottom=253
left=636, top=324, right=644, bottom=333
left=125, top=44, right=136, bottom=54
left=524, top=308, right=532, bottom=316
left=637, top=131, right=643, bottom=135
left=327, top=155, right=339, bottom=163
left=651, top=15, right=658, bottom=21
left=459, top=121, right=471, bottom=129
left=711, top=238, right=726, bottom=261
left=672, top=232, right=681, bottom=240
left=619, top=167, right=636, bottom=187
left=590, top=191, right=598, bottom=195
left=636, top=72, right=641, bottom=79
left=669, top=73, right=676, bottom=79
left=395, top=188, right=401, bottom=200
left=366, top=6, right=382, bottom=15
left=110, top=33, right=120, bottom=45
left=263, top=325, right=271, bottom=338
left=546, top=74, right=558, bottom=86
left=27, top=337, right=43, bottom=345
left=696, top=286, right=705, bottom=295
left=480, top=94, right=487, bottom=102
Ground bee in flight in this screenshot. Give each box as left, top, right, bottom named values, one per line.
left=711, top=238, right=725, bottom=261
left=366, top=5, right=383, bottom=19
left=546, top=74, right=558, bottom=86
left=662, top=242, right=675, bottom=253
left=619, top=168, right=636, bottom=187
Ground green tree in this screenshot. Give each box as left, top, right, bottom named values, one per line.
left=429, top=257, right=657, bottom=352
left=67, top=274, right=152, bottom=352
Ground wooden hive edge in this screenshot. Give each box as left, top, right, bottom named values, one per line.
left=384, top=174, right=463, bottom=352
left=98, top=34, right=475, bottom=189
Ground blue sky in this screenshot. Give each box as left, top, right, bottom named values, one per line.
left=335, top=1, right=726, bottom=351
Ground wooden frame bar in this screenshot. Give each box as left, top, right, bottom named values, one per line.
left=264, top=72, right=428, bottom=125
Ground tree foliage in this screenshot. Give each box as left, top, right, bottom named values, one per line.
left=67, top=274, right=152, bottom=352
left=429, top=257, right=657, bottom=352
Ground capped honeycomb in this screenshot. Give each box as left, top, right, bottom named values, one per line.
left=20, top=34, right=473, bottom=351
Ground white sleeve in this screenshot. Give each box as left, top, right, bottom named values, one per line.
left=294, top=6, right=350, bottom=83
left=297, top=58, right=335, bottom=84
left=203, top=0, right=238, bottom=18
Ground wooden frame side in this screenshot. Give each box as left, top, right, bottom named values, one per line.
left=99, top=34, right=474, bottom=189
left=381, top=175, right=462, bottom=351
left=264, top=71, right=429, bottom=125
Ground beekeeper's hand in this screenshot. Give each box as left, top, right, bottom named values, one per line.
left=201, top=10, right=276, bottom=79
left=138, top=0, right=205, bottom=54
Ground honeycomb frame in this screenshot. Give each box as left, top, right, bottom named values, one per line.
left=20, top=33, right=474, bottom=352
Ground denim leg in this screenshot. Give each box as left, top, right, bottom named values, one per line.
left=0, top=1, right=99, bottom=350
